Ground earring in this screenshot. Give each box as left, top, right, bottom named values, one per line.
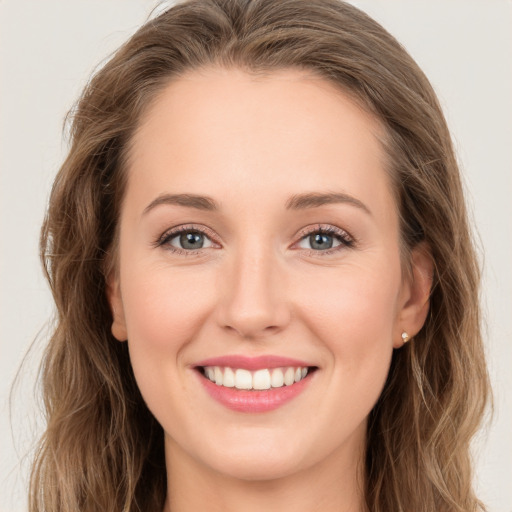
left=401, top=332, right=410, bottom=343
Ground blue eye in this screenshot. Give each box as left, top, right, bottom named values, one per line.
left=296, top=227, right=353, bottom=252
left=172, top=231, right=210, bottom=250
left=155, top=224, right=354, bottom=256
left=306, top=232, right=337, bottom=250
left=158, top=227, right=215, bottom=253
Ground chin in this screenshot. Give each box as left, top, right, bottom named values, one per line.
left=199, top=431, right=319, bottom=482
left=210, top=452, right=303, bottom=482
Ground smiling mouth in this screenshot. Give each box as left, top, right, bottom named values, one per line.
left=197, top=365, right=318, bottom=391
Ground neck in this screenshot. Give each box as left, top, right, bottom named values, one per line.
left=162, top=434, right=366, bottom=512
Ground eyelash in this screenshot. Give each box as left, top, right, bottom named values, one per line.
left=154, top=223, right=355, bottom=257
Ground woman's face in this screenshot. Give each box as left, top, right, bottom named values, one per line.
left=109, top=68, right=430, bottom=482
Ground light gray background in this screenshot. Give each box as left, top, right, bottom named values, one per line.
left=1, top=1, right=511, bottom=511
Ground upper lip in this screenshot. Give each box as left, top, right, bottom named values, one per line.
left=193, top=355, right=315, bottom=371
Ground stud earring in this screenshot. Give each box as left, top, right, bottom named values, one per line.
left=401, top=332, right=410, bottom=343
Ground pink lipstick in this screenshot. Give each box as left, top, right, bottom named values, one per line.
left=193, top=355, right=317, bottom=413
left=194, top=354, right=312, bottom=370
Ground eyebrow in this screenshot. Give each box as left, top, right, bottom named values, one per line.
left=143, top=193, right=219, bottom=214
left=142, top=191, right=371, bottom=216
left=285, top=191, right=371, bottom=215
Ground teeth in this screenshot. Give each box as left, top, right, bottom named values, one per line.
left=223, top=367, right=235, bottom=387
left=205, top=367, right=215, bottom=381
left=284, top=367, right=295, bottom=386
left=253, top=369, right=271, bottom=390
left=235, top=369, right=252, bottom=390
left=271, top=368, right=284, bottom=388
left=202, top=366, right=311, bottom=390
left=214, top=367, right=223, bottom=386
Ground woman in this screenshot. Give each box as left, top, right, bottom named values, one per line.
left=31, top=0, right=490, bottom=511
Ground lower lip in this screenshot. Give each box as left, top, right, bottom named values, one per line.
left=196, top=370, right=315, bottom=413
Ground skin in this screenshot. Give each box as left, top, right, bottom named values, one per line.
left=108, top=68, right=432, bottom=512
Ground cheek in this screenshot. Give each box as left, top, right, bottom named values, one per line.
left=121, top=265, right=215, bottom=352
left=295, top=259, right=401, bottom=401
left=119, top=264, right=219, bottom=429
left=299, top=261, right=400, bottom=343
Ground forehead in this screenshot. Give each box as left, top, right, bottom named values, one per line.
left=125, top=67, right=394, bottom=217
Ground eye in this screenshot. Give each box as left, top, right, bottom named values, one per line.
left=155, top=223, right=353, bottom=256
left=295, top=225, right=354, bottom=254
left=156, top=225, right=217, bottom=254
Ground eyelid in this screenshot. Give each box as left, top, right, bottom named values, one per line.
left=154, top=224, right=221, bottom=254
left=154, top=222, right=355, bottom=256
left=291, top=224, right=355, bottom=255
left=294, top=223, right=353, bottom=241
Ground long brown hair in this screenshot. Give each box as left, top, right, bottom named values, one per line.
left=33, top=1, right=490, bottom=510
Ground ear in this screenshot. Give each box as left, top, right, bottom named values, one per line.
left=106, top=273, right=128, bottom=342
left=393, top=242, right=433, bottom=348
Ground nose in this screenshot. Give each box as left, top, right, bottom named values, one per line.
left=216, top=243, right=291, bottom=340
